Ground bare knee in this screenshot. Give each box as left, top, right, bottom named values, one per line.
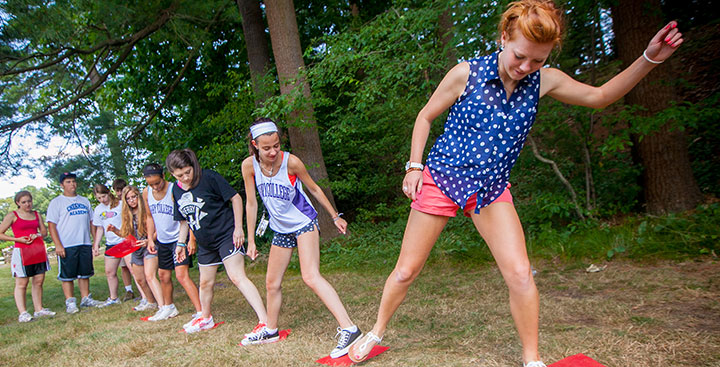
left=266, top=278, right=282, bottom=294
left=301, top=271, right=324, bottom=290
left=199, top=277, right=215, bottom=290
left=32, top=277, right=44, bottom=287
left=393, top=265, right=420, bottom=284
left=504, top=265, right=535, bottom=293
left=159, top=271, right=172, bottom=284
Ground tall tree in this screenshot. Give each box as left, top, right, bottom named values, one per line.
left=236, top=0, right=273, bottom=104
left=264, top=0, right=339, bottom=239
left=611, top=0, right=703, bottom=213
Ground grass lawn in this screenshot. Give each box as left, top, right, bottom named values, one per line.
left=1, top=254, right=718, bottom=366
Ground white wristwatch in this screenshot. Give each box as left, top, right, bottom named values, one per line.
left=405, top=161, right=424, bottom=171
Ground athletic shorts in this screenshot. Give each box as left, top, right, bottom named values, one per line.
left=131, top=245, right=158, bottom=266
left=197, top=233, right=245, bottom=266
left=271, top=219, right=319, bottom=249
left=11, top=248, right=51, bottom=278
left=157, top=241, right=191, bottom=270
left=104, top=244, right=128, bottom=267
left=58, top=245, right=94, bottom=281
left=410, top=167, right=514, bottom=218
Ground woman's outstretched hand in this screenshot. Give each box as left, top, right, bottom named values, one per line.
left=645, top=21, right=683, bottom=63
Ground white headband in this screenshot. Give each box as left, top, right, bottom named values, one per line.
left=250, top=121, right=278, bottom=139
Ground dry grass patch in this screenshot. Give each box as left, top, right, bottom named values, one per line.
left=1, top=257, right=718, bottom=366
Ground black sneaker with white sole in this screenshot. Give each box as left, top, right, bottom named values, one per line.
left=241, top=327, right=280, bottom=346
left=330, top=327, right=362, bottom=358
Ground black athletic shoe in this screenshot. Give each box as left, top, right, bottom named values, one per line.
left=240, top=326, right=280, bottom=346
left=330, top=327, right=362, bottom=358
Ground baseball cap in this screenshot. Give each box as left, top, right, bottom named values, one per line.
left=59, top=172, right=77, bottom=183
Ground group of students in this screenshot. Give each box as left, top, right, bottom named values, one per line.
left=3, top=1, right=683, bottom=365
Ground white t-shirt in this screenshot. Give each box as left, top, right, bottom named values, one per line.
left=46, top=194, right=93, bottom=248
left=93, top=201, right=123, bottom=246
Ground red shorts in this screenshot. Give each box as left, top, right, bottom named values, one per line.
left=410, top=167, right=514, bottom=217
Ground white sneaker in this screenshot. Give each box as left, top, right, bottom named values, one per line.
left=33, top=308, right=56, bottom=318
left=66, top=298, right=79, bottom=314
left=184, top=316, right=215, bottom=333
left=98, top=298, right=121, bottom=308
left=133, top=298, right=147, bottom=311
left=165, top=304, right=179, bottom=319
left=183, top=312, right=203, bottom=329
left=148, top=307, right=167, bottom=321
left=18, top=312, right=33, bottom=323
left=80, top=293, right=103, bottom=308
left=133, top=299, right=157, bottom=311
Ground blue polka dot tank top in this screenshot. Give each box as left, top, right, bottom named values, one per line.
left=426, top=51, right=540, bottom=213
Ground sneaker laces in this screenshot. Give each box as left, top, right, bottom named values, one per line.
left=334, top=327, right=353, bottom=348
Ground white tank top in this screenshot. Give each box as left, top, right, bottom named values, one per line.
left=148, top=183, right=180, bottom=243
left=253, top=152, right=317, bottom=233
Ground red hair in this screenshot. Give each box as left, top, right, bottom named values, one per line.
left=499, top=0, right=564, bottom=46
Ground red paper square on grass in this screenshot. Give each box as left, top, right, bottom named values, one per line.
left=550, top=353, right=606, bottom=367
left=315, top=346, right=390, bottom=366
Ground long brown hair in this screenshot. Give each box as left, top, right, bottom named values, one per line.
left=93, top=184, right=119, bottom=209
left=119, top=186, right=148, bottom=238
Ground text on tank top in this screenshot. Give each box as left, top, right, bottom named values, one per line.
left=253, top=152, right=317, bottom=234
left=148, top=184, right=180, bottom=243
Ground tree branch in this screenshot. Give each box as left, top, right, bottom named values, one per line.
left=0, top=3, right=178, bottom=134
left=527, top=135, right=586, bottom=220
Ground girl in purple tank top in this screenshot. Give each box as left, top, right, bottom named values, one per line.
left=240, top=118, right=361, bottom=359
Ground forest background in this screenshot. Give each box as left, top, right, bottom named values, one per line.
left=0, top=0, right=718, bottom=260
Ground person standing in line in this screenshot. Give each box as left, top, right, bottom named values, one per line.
left=91, top=184, right=126, bottom=307
left=167, top=148, right=267, bottom=334
left=142, top=163, right=202, bottom=323
left=108, top=186, right=163, bottom=315
left=47, top=172, right=103, bottom=313
left=0, top=190, right=55, bottom=322
left=240, top=119, right=361, bottom=358
left=111, top=178, right=139, bottom=302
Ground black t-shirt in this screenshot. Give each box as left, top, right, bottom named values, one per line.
left=172, top=169, right=237, bottom=244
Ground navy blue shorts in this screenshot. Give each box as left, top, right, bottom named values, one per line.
left=57, top=245, right=94, bottom=281
left=157, top=241, right=191, bottom=270
left=271, top=219, right=319, bottom=249
left=197, top=234, right=245, bottom=266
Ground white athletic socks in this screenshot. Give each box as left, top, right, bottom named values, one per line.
left=125, top=285, right=133, bottom=292
left=343, top=325, right=358, bottom=333
left=265, top=327, right=278, bottom=334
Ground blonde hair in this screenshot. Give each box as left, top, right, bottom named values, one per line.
left=499, top=0, right=564, bottom=46
left=119, top=186, right=148, bottom=238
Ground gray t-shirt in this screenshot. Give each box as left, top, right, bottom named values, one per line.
left=47, top=194, right=92, bottom=248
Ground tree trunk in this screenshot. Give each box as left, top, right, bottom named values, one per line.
left=265, top=0, right=340, bottom=239
left=236, top=0, right=273, bottom=105
left=611, top=0, right=702, bottom=214
left=437, top=7, right=457, bottom=71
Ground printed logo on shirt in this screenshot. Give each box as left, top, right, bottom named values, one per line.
left=149, top=203, right=173, bottom=216
left=257, top=182, right=291, bottom=201
left=177, top=192, right=208, bottom=231
left=66, top=203, right=90, bottom=216
left=101, top=210, right=118, bottom=219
